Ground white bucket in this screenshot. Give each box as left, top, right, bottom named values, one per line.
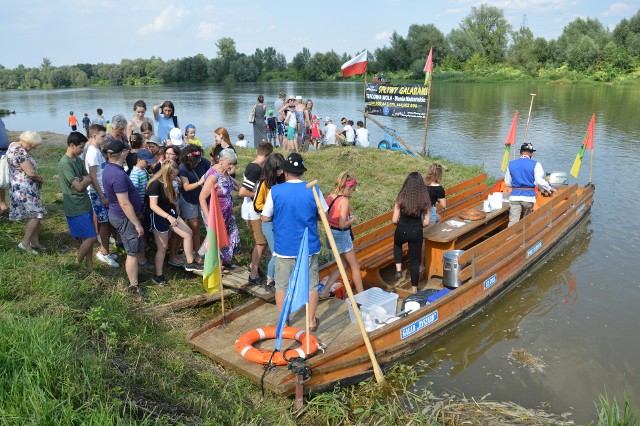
left=489, top=193, right=503, bottom=210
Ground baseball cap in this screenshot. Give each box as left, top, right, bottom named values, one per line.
left=169, top=128, right=183, bottom=145
left=147, top=135, right=165, bottom=147
left=137, top=149, right=157, bottom=163
left=105, top=139, right=127, bottom=154
left=324, top=117, right=331, bottom=123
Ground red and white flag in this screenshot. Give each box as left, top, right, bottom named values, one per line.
left=341, top=51, right=367, bottom=77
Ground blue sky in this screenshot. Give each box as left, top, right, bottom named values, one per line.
left=1, top=0, right=638, bottom=68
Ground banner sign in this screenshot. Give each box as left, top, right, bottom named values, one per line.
left=365, top=83, right=428, bottom=119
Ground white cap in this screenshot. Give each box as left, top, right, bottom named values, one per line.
left=169, top=127, right=183, bottom=145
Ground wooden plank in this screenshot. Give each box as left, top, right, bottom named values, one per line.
left=352, top=211, right=393, bottom=236
left=456, top=214, right=508, bottom=250
left=458, top=220, right=522, bottom=265
left=445, top=173, right=487, bottom=196
left=446, top=183, right=487, bottom=208
left=459, top=232, right=522, bottom=281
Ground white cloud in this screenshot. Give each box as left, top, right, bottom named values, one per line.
left=197, top=21, right=223, bottom=40
left=602, top=2, right=631, bottom=18
left=373, top=31, right=391, bottom=41
left=138, top=5, right=191, bottom=36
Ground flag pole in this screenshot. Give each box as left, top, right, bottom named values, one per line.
left=589, top=147, right=594, bottom=183
left=520, top=93, right=537, bottom=158
left=218, top=250, right=227, bottom=326
left=363, top=65, right=368, bottom=129
left=306, top=180, right=384, bottom=383
left=421, top=82, right=432, bottom=157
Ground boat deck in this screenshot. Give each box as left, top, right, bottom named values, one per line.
left=188, top=296, right=364, bottom=389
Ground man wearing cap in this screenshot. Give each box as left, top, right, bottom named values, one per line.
left=323, top=117, right=339, bottom=146
left=58, top=131, right=96, bottom=270
left=85, top=124, right=119, bottom=268
left=279, top=95, right=296, bottom=151
left=261, top=153, right=328, bottom=331
left=274, top=91, right=286, bottom=146
left=102, top=139, right=146, bottom=296
left=146, top=135, right=165, bottom=173
left=505, top=143, right=557, bottom=227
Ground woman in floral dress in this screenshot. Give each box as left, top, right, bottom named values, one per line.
left=7, top=131, right=47, bottom=254
left=199, top=148, right=240, bottom=269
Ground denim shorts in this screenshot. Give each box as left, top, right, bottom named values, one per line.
left=328, top=228, right=353, bottom=254
left=179, top=196, right=200, bottom=220
left=430, top=206, right=437, bottom=223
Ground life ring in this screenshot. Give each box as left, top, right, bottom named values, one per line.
left=235, top=326, right=318, bottom=366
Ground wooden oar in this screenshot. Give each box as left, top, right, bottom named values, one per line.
left=306, top=180, right=385, bottom=384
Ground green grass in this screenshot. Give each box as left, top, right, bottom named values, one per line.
left=592, top=392, right=639, bottom=426
left=1, top=141, right=602, bottom=424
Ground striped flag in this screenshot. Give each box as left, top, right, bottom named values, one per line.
left=570, top=113, right=596, bottom=178
left=203, top=185, right=229, bottom=294
left=341, top=51, right=368, bottom=77
left=423, top=47, right=433, bottom=85
left=501, top=110, right=519, bottom=172
left=274, top=228, right=309, bottom=351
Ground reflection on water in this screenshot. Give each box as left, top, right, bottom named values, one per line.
left=2, top=82, right=640, bottom=422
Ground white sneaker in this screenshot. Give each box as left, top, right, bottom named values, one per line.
left=107, top=253, right=118, bottom=260
left=96, top=251, right=119, bottom=268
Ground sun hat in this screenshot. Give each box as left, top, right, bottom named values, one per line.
left=295, top=95, right=303, bottom=101
left=282, top=153, right=307, bottom=174
left=169, top=128, right=183, bottom=145
left=520, top=143, right=536, bottom=153
left=147, top=135, right=166, bottom=147
left=137, top=149, right=157, bottom=163
left=287, top=95, right=295, bottom=100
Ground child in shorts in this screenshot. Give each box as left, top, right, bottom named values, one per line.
left=311, top=115, right=323, bottom=151
left=267, top=110, right=277, bottom=146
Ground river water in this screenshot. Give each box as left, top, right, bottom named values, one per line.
left=1, top=82, right=638, bottom=423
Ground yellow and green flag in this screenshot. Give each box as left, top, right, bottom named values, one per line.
left=501, top=110, right=518, bottom=172
left=203, top=185, right=229, bottom=294
left=570, top=114, right=596, bottom=178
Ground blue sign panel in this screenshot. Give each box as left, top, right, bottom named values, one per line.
left=400, top=310, right=438, bottom=340
left=484, top=273, right=497, bottom=290
left=527, top=240, right=542, bottom=258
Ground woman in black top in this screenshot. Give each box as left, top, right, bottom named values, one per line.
left=392, top=172, right=431, bottom=293
left=146, top=160, right=202, bottom=285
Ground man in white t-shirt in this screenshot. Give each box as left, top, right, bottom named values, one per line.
left=323, top=117, right=339, bottom=146
left=338, top=117, right=355, bottom=145
left=355, top=120, right=370, bottom=148
left=85, top=124, right=118, bottom=268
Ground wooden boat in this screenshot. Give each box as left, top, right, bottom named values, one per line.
left=187, top=174, right=595, bottom=396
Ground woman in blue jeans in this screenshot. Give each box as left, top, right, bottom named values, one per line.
left=392, top=172, right=431, bottom=293
left=254, top=153, right=285, bottom=288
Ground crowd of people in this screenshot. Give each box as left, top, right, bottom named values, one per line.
left=0, top=95, right=446, bottom=307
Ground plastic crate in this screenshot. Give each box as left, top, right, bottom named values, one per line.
left=346, top=287, right=399, bottom=324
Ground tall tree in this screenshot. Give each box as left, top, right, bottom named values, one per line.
left=460, top=4, right=511, bottom=62
left=406, top=24, right=449, bottom=63
left=447, top=28, right=484, bottom=62
left=292, top=48, right=311, bottom=71
left=555, top=17, right=610, bottom=66
left=508, top=26, right=536, bottom=68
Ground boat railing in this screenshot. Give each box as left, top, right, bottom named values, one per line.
left=458, top=184, right=579, bottom=282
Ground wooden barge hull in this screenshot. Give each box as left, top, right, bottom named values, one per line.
left=187, top=182, right=594, bottom=396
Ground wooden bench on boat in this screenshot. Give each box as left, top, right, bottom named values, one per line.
left=322, top=174, right=489, bottom=290
left=456, top=183, right=579, bottom=284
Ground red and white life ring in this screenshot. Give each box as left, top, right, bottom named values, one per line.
left=235, top=326, right=318, bottom=365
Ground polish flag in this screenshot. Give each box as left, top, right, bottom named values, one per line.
left=341, top=51, right=367, bottom=77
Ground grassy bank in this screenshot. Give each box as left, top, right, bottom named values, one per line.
left=2, top=136, right=620, bottom=424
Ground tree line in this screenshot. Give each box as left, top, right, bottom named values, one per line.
left=2, top=4, right=639, bottom=90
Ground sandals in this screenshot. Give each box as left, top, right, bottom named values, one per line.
left=310, top=317, right=321, bottom=332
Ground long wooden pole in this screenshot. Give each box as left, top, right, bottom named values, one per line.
left=363, top=69, right=368, bottom=129
left=307, top=180, right=385, bottom=384
left=520, top=93, right=537, bottom=159
left=359, top=110, right=416, bottom=154
left=421, top=82, right=432, bottom=156
left=219, top=250, right=227, bottom=326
